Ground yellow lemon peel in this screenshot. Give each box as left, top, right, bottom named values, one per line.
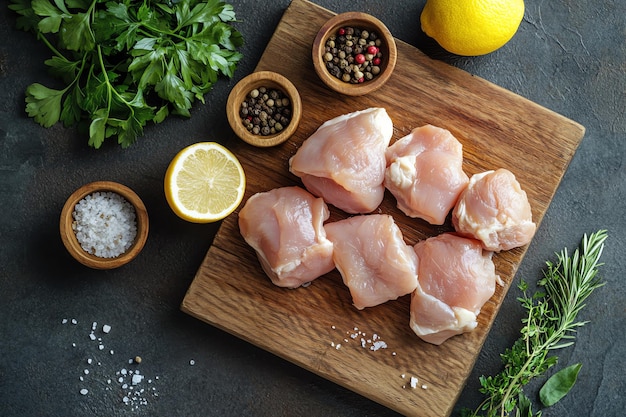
left=421, top=0, right=525, bottom=56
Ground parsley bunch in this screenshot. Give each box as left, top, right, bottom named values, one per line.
left=463, top=229, right=607, bottom=417
left=9, top=0, right=243, bottom=148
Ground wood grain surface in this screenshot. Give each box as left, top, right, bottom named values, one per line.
left=181, top=1, right=585, bottom=416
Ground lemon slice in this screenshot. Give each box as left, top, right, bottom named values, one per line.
left=164, top=142, right=246, bottom=223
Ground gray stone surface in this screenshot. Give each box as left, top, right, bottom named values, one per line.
left=1, top=1, right=624, bottom=416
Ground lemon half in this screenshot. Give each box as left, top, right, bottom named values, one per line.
left=164, top=142, right=246, bottom=223
left=421, top=0, right=525, bottom=56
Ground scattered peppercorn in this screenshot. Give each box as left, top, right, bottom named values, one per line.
left=240, top=86, right=292, bottom=136
left=323, top=26, right=384, bottom=84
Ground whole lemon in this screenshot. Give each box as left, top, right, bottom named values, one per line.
left=420, top=0, right=525, bottom=56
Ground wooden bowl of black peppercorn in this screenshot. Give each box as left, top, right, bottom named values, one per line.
left=312, top=12, right=397, bottom=96
left=226, top=71, right=302, bottom=147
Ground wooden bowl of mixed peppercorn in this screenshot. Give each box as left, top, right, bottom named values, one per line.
left=312, top=12, right=397, bottom=96
left=226, top=71, right=302, bottom=147
left=60, top=181, right=149, bottom=270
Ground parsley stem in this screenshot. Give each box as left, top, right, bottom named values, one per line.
left=36, top=33, right=64, bottom=60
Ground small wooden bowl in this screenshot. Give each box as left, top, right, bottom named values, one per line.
left=226, top=71, right=302, bottom=147
left=312, top=12, right=397, bottom=96
left=60, top=181, right=149, bottom=270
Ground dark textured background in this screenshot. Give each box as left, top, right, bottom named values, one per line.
left=1, top=1, right=624, bottom=416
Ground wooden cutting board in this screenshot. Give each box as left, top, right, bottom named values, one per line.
left=181, top=1, right=585, bottom=415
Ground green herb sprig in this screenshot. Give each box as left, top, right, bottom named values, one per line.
left=9, top=0, right=243, bottom=148
left=463, top=229, right=608, bottom=417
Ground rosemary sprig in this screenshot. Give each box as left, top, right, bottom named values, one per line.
left=463, top=229, right=608, bottom=417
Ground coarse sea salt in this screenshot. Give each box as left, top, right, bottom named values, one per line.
left=61, top=317, right=160, bottom=410
left=72, top=191, right=137, bottom=258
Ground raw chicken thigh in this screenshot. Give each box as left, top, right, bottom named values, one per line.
left=324, top=214, right=418, bottom=310
left=238, top=186, right=335, bottom=289
left=410, top=233, right=499, bottom=345
left=452, top=168, right=536, bottom=252
left=384, top=125, right=469, bottom=225
left=289, top=107, right=393, bottom=214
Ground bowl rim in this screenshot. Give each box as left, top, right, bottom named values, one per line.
left=312, top=11, right=398, bottom=96
left=59, top=181, right=149, bottom=270
left=226, top=70, right=302, bottom=147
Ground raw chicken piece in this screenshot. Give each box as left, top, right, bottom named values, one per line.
left=410, top=233, right=499, bottom=345
left=238, top=186, right=335, bottom=288
left=452, top=169, right=536, bottom=252
left=384, top=125, right=469, bottom=225
left=324, top=214, right=418, bottom=310
left=289, top=107, right=393, bottom=214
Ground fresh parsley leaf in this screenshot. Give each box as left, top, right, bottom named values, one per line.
left=31, top=0, right=66, bottom=33
left=60, top=85, right=83, bottom=127
left=25, top=83, right=67, bottom=128
left=60, top=12, right=95, bottom=52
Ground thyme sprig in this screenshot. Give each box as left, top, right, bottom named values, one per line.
left=463, top=229, right=608, bottom=417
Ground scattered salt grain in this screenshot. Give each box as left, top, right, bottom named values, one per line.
left=371, top=340, right=388, bottom=351
left=72, top=191, right=137, bottom=258
left=131, top=374, right=144, bottom=385
left=189, top=360, right=195, bottom=366
left=71, top=319, right=78, bottom=325
left=80, top=388, right=89, bottom=395
left=421, top=384, right=428, bottom=390
left=102, top=324, right=111, bottom=334
left=62, top=319, right=68, bottom=324
left=410, top=376, right=418, bottom=389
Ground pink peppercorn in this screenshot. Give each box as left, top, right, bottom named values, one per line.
left=373, top=57, right=381, bottom=66
left=367, top=46, right=378, bottom=55
left=338, top=27, right=346, bottom=35
left=355, top=54, right=366, bottom=64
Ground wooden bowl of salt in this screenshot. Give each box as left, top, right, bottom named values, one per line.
left=60, top=181, right=149, bottom=269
